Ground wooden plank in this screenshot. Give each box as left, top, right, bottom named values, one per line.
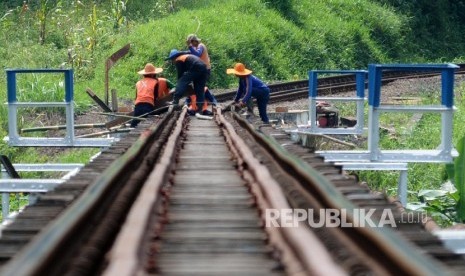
left=85, top=88, right=112, bottom=112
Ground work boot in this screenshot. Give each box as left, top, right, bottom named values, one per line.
left=170, top=94, right=180, bottom=105
left=167, top=96, right=182, bottom=111
left=202, top=110, right=213, bottom=116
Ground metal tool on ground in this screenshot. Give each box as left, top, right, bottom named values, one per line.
left=20, top=123, right=107, bottom=134
left=76, top=128, right=131, bottom=138
left=100, top=106, right=169, bottom=129
left=95, top=112, right=145, bottom=121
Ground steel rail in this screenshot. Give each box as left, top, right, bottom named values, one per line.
left=231, top=112, right=454, bottom=276
left=0, top=110, right=177, bottom=276
left=1, top=106, right=344, bottom=275
left=103, top=108, right=187, bottom=276
left=214, top=107, right=345, bottom=275
left=104, top=107, right=344, bottom=275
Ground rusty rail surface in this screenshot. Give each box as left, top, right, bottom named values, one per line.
left=103, top=108, right=188, bottom=275
left=0, top=110, right=178, bottom=275
left=1, top=108, right=338, bottom=275
left=102, top=107, right=345, bottom=275
left=228, top=112, right=453, bottom=276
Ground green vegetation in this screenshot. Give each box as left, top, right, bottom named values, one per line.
left=357, top=82, right=465, bottom=226
left=373, top=0, right=465, bottom=60
left=1, top=0, right=465, bottom=222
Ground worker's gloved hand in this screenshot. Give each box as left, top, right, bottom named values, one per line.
left=234, top=102, right=245, bottom=109
left=225, top=101, right=236, bottom=112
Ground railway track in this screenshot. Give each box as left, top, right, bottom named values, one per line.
left=103, top=110, right=330, bottom=275
left=256, top=123, right=465, bottom=275
left=215, top=63, right=465, bottom=104
left=0, top=106, right=462, bottom=275
left=0, top=68, right=464, bottom=275
left=144, top=119, right=282, bottom=274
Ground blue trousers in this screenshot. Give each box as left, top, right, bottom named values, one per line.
left=251, top=88, right=270, bottom=123
left=173, top=70, right=208, bottom=108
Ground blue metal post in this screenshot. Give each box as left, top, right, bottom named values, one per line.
left=309, top=71, right=318, bottom=97
left=368, top=64, right=382, bottom=108
left=355, top=71, right=366, bottom=98
left=367, top=64, right=382, bottom=160
left=6, top=70, right=17, bottom=103
left=441, top=68, right=454, bottom=108
left=64, top=69, right=73, bottom=102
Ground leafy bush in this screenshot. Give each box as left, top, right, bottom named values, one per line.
left=373, top=0, right=465, bottom=59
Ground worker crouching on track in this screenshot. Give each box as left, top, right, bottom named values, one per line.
left=131, top=63, right=174, bottom=127
left=165, top=49, right=208, bottom=112
left=185, top=86, right=217, bottom=116
left=226, top=63, right=270, bottom=123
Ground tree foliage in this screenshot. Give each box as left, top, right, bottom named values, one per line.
left=373, top=0, right=465, bottom=59
left=1, top=0, right=464, bottom=94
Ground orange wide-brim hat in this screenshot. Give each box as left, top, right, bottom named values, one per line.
left=226, top=63, right=252, bottom=76
left=138, top=63, right=163, bottom=75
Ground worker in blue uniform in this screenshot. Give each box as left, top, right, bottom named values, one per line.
left=165, top=49, right=208, bottom=112
left=226, top=63, right=270, bottom=123
left=186, top=34, right=211, bottom=79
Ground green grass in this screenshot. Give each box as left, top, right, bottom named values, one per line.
left=0, top=193, right=29, bottom=221
left=354, top=83, right=465, bottom=226
left=78, top=0, right=411, bottom=103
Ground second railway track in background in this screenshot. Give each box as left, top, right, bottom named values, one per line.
left=0, top=66, right=465, bottom=275
left=215, top=64, right=465, bottom=104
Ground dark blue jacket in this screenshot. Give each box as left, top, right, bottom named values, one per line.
left=234, top=74, right=269, bottom=104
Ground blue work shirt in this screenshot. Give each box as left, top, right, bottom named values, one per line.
left=234, top=75, right=269, bottom=104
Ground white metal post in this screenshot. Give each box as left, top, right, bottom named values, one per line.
left=398, top=170, right=408, bottom=206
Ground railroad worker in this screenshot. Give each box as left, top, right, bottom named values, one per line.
left=185, top=86, right=217, bottom=116
left=226, top=63, right=270, bottom=123
left=186, top=34, right=211, bottom=79
left=165, top=49, right=209, bottom=112
left=131, top=63, right=174, bottom=127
